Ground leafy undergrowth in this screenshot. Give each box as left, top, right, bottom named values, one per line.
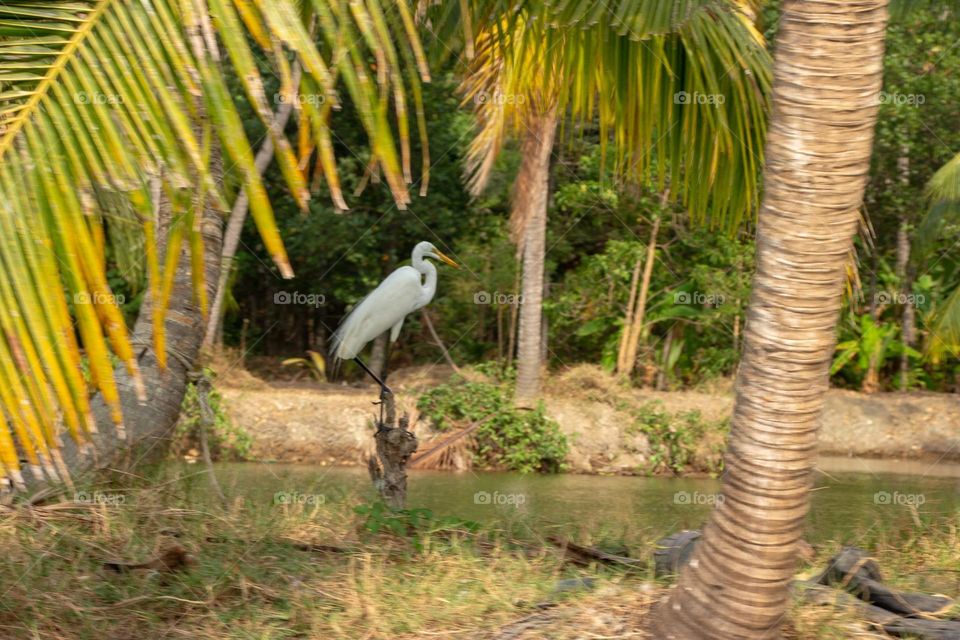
left=1, top=465, right=958, bottom=639
left=0, top=465, right=628, bottom=639
left=628, top=401, right=729, bottom=476
left=417, top=365, right=569, bottom=473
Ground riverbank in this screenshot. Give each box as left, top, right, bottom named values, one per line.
left=216, top=364, right=960, bottom=475
left=3, top=465, right=955, bottom=639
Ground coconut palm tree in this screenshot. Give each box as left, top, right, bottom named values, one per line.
left=0, top=0, right=430, bottom=489
left=458, top=1, right=771, bottom=404
left=0, top=0, right=769, bottom=487
left=650, top=0, right=891, bottom=637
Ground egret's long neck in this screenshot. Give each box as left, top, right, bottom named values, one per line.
left=416, top=259, right=437, bottom=308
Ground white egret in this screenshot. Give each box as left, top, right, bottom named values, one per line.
left=332, top=241, right=459, bottom=399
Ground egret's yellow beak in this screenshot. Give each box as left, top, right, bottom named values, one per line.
left=434, top=250, right=460, bottom=269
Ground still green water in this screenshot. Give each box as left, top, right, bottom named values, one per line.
left=206, top=458, right=960, bottom=546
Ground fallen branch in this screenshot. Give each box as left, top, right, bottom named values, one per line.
left=421, top=309, right=461, bottom=373
left=409, top=413, right=494, bottom=468
left=547, top=536, right=644, bottom=569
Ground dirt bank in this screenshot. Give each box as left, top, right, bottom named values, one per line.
left=218, top=365, right=960, bottom=474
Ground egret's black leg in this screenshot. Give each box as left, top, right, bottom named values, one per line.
left=353, top=357, right=391, bottom=395
left=354, top=357, right=392, bottom=424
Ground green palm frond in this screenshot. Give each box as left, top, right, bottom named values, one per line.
left=459, top=0, right=771, bottom=230
left=918, top=151, right=960, bottom=359
left=0, top=0, right=428, bottom=488
left=927, top=284, right=960, bottom=363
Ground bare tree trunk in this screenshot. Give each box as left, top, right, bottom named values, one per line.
left=41, top=149, right=225, bottom=487
left=513, top=108, right=558, bottom=406
left=496, top=304, right=504, bottom=361
left=368, top=392, right=418, bottom=509
left=621, top=213, right=661, bottom=377
left=617, top=254, right=644, bottom=373
left=656, top=325, right=675, bottom=391
left=896, top=221, right=914, bottom=390
left=369, top=332, right=389, bottom=378
left=421, top=309, right=460, bottom=373
left=896, top=138, right=914, bottom=390
left=651, top=1, right=889, bottom=637
left=202, top=65, right=303, bottom=351
left=506, top=265, right=521, bottom=370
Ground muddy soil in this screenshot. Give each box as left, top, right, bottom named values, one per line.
left=217, top=364, right=960, bottom=475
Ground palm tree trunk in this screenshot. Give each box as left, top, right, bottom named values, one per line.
left=513, top=107, right=558, bottom=406
left=651, top=2, right=889, bottom=638
left=38, top=157, right=225, bottom=487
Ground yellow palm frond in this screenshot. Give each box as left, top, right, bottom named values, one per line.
left=0, top=0, right=428, bottom=488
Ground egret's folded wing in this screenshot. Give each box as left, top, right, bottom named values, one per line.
left=332, top=267, right=422, bottom=360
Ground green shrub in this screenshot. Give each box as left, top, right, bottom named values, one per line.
left=174, top=370, right=252, bottom=461
left=417, top=370, right=568, bottom=473
left=630, top=402, right=727, bottom=476
left=354, top=501, right=480, bottom=551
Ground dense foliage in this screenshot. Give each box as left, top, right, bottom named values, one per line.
left=174, top=373, right=253, bottom=461
left=417, top=367, right=568, bottom=473
left=223, top=8, right=959, bottom=394
left=629, top=402, right=728, bottom=476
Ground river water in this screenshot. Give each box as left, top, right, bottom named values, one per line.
left=205, top=457, right=960, bottom=546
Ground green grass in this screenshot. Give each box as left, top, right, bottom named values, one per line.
left=0, top=465, right=615, bottom=639
left=2, top=464, right=958, bottom=639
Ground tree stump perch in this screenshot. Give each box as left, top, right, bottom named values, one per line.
left=368, top=391, right=418, bottom=509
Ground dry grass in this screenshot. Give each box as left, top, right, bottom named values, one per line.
left=0, top=467, right=608, bottom=639
left=2, top=465, right=957, bottom=639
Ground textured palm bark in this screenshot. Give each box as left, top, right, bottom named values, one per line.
left=27, top=151, right=225, bottom=490
left=651, top=1, right=889, bottom=637
left=513, top=108, right=558, bottom=406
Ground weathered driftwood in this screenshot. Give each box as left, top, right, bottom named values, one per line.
left=655, top=532, right=960, bottom=640
left=367, top=391, right=418, bottom=509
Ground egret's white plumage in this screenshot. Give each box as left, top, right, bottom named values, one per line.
left=332, top=241, right=458, bottom=361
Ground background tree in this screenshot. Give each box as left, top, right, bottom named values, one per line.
left=459, top=0, right=771, bottom=404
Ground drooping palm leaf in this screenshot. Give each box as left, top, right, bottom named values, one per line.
left=916, top=152, right=960, bottom=359
left=0, top=0, right=428, bottom=488
left=927, top=282, right=960, bottom=363
left=458, top=0, right=771, bottom=231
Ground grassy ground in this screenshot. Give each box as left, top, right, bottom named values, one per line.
left=1, top=464, right=958, bottom=639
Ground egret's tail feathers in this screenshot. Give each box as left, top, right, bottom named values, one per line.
left=330, top=309, right=361, bottom=361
